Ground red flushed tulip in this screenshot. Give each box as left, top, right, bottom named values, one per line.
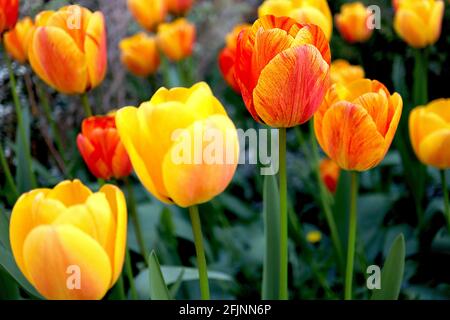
left=77, top=115, right=132, bottom=180
left=0, top=0, right=19, bottom=34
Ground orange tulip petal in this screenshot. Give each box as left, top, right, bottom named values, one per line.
left=418, top=129, right=450, bottom=169
left=84, top=12, right=107, bottom=89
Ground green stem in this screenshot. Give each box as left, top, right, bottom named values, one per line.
left=0, top=144, right=18, bottom=199
left=279, top=127, right=288, bottom=300
left=188, top=205, right=210, bottom=300
left=80, top=93, right=93, bottom=117
left=413, top=49, right=428, bottom=106
left=345, top=172, right=359, bottom=300
left=125, top=177, right=147, bottom=259
left=440, top=170, right=450, bottom=233
left=5, top=52, right=36, bottom=189
left=309, top=122, right=344, bottom=270
left=116, top=274, right=126, bottom=300
left=124, top=249, right=138, bottom=300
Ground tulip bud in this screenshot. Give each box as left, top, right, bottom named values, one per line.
left=330, top=59, right=365, bottom=85
left=234, top=15, right=330, bottom=128
left=394, top=0, right=444, bottom=48
left=166, top=0, right=194, bottom=15
left=9, top=180, right=127, bottom=300
left=157, top=18, right=195, bottom=61
left=335, top=2, right=373, bottom=43
left=4, top=17, right=34, bottom=64
left=119, top=32, right=160, bottom=77
left=319, top=158, right=340, bottom=193
left=314, top=79, right=403, bottom=171
left=77, top=115, right=133, bottom=180
left=409, top=99, right=450, bottom=169
left=28, top=5, right=107, bottom=94
left=218, top=24, right=250, bottom=92
left=116, top=82, right=239, bottom=207
left=0, top=0, right=19, bottom=34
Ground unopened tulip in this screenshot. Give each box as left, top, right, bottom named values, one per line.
left=258, top=0, right=333, bottom=40
left=157, top=18, right=195, bottom=61
left=314, top=79, right=403, bottom=171
left=3, top=17, right=34, bottom=63
left=166, top=0, right=194, bottom=15
left=409, top=99, right=450, bottom=168
left=319, top=158, right=340, bottom=193
left=335, top=2, right=373, bottom=43
left=9, top=180, right=127, bottom=300
left=28, top=5, right=107, bottom=94
left=77, top=115, right=132, bottom=180
left=218, top=24, right=250, bottom=92
left=127, top=0, right=167, bottom=31
left=394, top=0, right=444, bottom=48
left=234, top=15, right=331, bottom=128
left=119, top=32, right=160, bottom=77
left=116, top=82, right=239, bottom=207
left=330, top=59, right=365, bottom=85
left=0, top=0, right=19, bottom=34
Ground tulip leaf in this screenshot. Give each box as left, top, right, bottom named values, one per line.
left=15, top=105, right=35, bottom=193
left=0, top=266, right=20, bottom=299
left=262, top=174, right=280, bottom=300
left=148, top=251, right=171, bottom=300
left=371, top=233, right=405, bottom=300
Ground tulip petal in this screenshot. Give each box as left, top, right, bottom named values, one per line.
left=292, top=23, right=331, bottom=64
left=394, top=9, right=428, bottom=48
left=85, top=11, right=107, bottom=89
left=426, top=98, right=450, bottom=123
left=23, top=225, right=112, bottom=300
left=46, top=180, right=92, bottom=207
left=290, top=7, right=332, bottom=40
left=418, top=129, right=450, bottom=169
left=253, top=44, right=329, bottom=127
left=427, top=0, right=444, bottom=45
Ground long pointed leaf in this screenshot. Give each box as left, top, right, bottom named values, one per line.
left=148, top=251, right=171, bottom=300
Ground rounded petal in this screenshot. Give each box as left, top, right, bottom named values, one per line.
left=427, top=0, right=444, bottom=45
left=84, top=11, right=107, bottom=89
left=418, top=129, right=450, bottom=169
left=290, top=7, right=332, bottom=40
left=22, top=225, right=112, bottom=300
left=46, top=180, right=93, bottom=207
left=394, top=9, right=428, bottom=48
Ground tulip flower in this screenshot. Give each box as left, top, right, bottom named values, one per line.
left=167, top=0, right=194, bottom=15
left=9, top=180, right=127, bottom=300
left=218, top=24, right=250, bottom=92
left=127, top=0, right=167, bottom=31
left=335, top=2, right=373, bottom=43
left=306, top=230, right=322, bottom=244
left=330, top=59, right=365, bottom=85
left=319, top=158, right=340, bottom=193
left=28, top=5, right=107, bottom=95
left=0, top=0, right=19, bottom=34
left=314, top=79, right=403, bottom=171
left=119, top=32, right=160, bottom=77
left=3, top=17, right=34, bottom=64
left=258, top=0, right=333, bottom=40
left=234, top=15, right=330, bottom=128
left=157, top=18, right=195, bottom=62
left=393, top=0, right=444, bottom=48
left=77, top=115, right=132, bottom=181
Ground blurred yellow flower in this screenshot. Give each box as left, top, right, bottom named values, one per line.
left=157, top=18, right=196, bottom=61
left=335, top=2, right=373, bottom=43
left=119, top=32, right=160, bottom=77
left=306, top=230, right=322, bottom=243
left=330, top=59, right=365, bottom=85
left=3, top=17, right=34, bottom=64
left=127, top=0, right=167, bottom=31
left=9, top=180, right=127, bottom=300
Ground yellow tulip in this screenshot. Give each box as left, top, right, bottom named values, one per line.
left=127, top=0, right=167, bottom=31
left=394, top=0, right=444, bottom=48
left=119, top=32, right=160, bottom=77
left=9, top=180, right=127, bottom=300
left=4, top=17, right=34, bottom=64
left=116, top=82, right=239, bottom=207
left=330, top=59, right=365, bottom=85
left=156, top=18, right=196, bottom=61
left=409, top=99, right=450, bottom=168
left=258, top=0, right=333, bottom=40
left=335, top=2, right=373, bottom=43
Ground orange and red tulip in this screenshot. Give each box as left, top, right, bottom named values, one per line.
left=9, top=180, right=127, bottom=300
left=234, top=15, right=331, bottom=128
left=127, top=0, right=167, bottom=31
left=77, top=115, right=132, bottom=180
left=319, top=158, right=340, bottom=193
left=218, top=24, right=250, bottom=92
left=157, top=18, right=195, bottom=62
left=335, top=2, right=373, bottom=43
left=166, top=0, right=194, bottom=15
left=314, top=79, right=403, bottom=171
left=3, top=17, right=34, bottom=64
left=394, top=0, right=444, bottom=48
left=28, top=5, right=107, bottom=94
left=409, top=99, right=450, bottom=169
left=330, top=59, right=365, bottom=85
left=119, top=32, right=160, bottom=77
left=0, top=0, right=19, bottom=34
left=115, top=82, right=239, bottom=208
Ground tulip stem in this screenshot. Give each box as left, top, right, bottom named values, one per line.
left=0, top=143, right=18, bottom=200
left=5, top=52, right=37, bottom=190
left=440, top=170, right=450, bottom=233
left=279, top=127, right=288, bottom=300
left=80, top=93, right=93, bottom=117
left=413, top=49, right=428, bottom=106
left=188, top=205, right=210, bottom=300
left=345, top=171, right=359, bottom=300
left=124, top=248, right=138, bottom=300
left=125, top=177, right=147, bottom=259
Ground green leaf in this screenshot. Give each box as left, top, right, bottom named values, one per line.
left=0, top=266, right=20, bottom=299
left=371, top=233, right=405, bottom=300
left=262, top=174, right=280, bottom=300
left=148, top=251, right=171, bottom=300
left=15, top=105, right=35, bottom=193
left=169, top=268, right=185, bottom=299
